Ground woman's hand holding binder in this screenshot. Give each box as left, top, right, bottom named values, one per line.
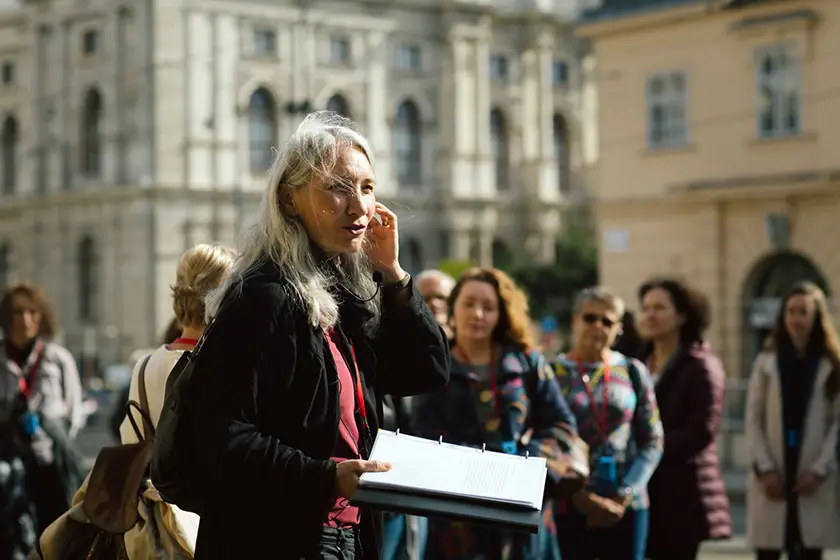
left=335, top=459, right=392, bottom=498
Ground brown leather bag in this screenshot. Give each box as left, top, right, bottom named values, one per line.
left=37, top=355, right=155, bottom=560
left=546, top=435, right=590, bottom=498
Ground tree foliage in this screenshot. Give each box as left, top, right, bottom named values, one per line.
left=507, top=227, right=598, bottom=327
left=437, top=259, right=476, bottom=281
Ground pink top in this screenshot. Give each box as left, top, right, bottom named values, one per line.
left=323, top=328, right=362, bottom=528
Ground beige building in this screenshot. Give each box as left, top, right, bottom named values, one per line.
left=0, top=0, right=596, bottom=370
left=579, top=0, right=840, bottom=395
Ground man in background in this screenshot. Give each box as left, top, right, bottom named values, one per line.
left=381, top=269, right=454, bottom=560
left=415, top=269, right=455, bottom=339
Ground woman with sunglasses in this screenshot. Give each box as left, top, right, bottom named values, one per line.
left=552, top=286, right=663, bottom=560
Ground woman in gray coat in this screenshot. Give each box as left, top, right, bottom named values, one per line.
left=0, top=281, right=85, bottom=551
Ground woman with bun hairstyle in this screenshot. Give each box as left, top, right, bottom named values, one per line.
left=119, top=243, right=237, bottom=558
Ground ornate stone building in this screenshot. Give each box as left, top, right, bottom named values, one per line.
left=0, top=0, right=595, bottom=369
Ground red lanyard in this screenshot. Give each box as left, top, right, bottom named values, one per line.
left=575, top=355, right=610, bottom=441
left=455, top=346, right=498, bottom=415
left=17, top=340, right=45, bottom=399
left=348, top=343, right=368, bottom=429
left=324, top=330, right=368, bottom=426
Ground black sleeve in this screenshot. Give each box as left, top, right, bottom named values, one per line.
left=369, top=277, right=451, bottom=397
left=190, top=282, right=337, bottom=515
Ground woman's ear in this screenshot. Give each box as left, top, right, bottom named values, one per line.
left=279, top=185, right=297, bottom=216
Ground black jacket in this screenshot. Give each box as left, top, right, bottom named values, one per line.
left=188, top=263, right=450, bottom=559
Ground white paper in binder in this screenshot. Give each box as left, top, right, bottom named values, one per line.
left=359, top=430, right=547, bottom=510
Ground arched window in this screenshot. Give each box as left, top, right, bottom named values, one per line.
left=394, top=100, right=422, bottom=184
left=553, top=114, right=570, bottom=194
left=2, top=116, right=17, bottom=194
left=490, top=108, right=509, bottom=188
left=248, top=88, right=276, bottom=174
left=0, top=242, right=11, bottom=290
left=78, top=235, right=99, bottom=321
left=326, top=94, right=351, bottom=119
left=80, top=88, right=103, bottom=176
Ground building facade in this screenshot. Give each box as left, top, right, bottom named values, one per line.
left=579, top=0, right=840, bottom=464
left=0, top=0, right=594, bottom=370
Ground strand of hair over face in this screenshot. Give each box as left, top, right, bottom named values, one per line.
left=204, top=111, right=381, bottom=330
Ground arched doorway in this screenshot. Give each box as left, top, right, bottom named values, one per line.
left=742, top=251, right=830, bottom=372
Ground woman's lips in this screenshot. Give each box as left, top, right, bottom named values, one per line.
left=344, top=224, right=366, bottom=237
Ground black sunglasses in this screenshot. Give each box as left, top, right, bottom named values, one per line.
left=581, top=312, right=616, bottom=329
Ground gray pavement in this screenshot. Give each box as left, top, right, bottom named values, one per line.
left=698, top=504, right=840, bottom=559
left=702, top=536, right=840, bottom=559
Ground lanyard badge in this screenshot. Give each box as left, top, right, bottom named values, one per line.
left=575, top=356, right=611, bottom=447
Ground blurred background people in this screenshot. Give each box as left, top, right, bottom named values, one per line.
left=638, top=277, right=731, bottom=560
left=379, top=267, right=455, bottom=560
left=415, top=269, right=455, bottom=340
left=553, top=286, right=663, bottom=560
left=415, top=267, right=578, bottom=560
left=119, top=243, right=236, bottom=558
left=0, top=282, right=86, bottom=555
left=612, top=310, right=646, bottom=362
left=745, top=282, right=840, bottom=560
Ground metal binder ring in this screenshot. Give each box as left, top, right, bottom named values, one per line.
left=481, top=443, right=486, bottom=453
left=395, top=429, right=400, bottom=436
left=525, top=450, right=530, bottom=459
left=439, top=435, right=443, bottom=445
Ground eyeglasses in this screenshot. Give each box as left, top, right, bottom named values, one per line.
left=581, top=313, right=616, bottom=329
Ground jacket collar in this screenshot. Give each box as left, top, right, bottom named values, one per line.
left=656, top=341, right=709, bottom=385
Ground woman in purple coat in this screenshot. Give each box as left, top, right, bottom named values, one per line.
left=638, top=277, right=732, bottom=560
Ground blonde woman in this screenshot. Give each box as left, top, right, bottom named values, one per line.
left=119, top=243, right=236, bottom=558
left=746, top=282, right=840, bottom=560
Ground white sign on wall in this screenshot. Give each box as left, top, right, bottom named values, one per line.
left=603, top=229, right=630, bottom=253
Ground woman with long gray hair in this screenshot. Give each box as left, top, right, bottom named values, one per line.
left=182, top=111, right=450, bottom=559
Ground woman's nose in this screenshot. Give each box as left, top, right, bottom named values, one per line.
left=347, top=190, right=369, bottom=216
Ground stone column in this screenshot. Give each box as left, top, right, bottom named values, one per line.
left=439, top=33, right=474, bottom=198
left=536, top=29, right=557, bottom=201
left=475, top=34, right=492, bottom=197
left=452, top=228, right=472, bottom=262
left=478, top=230, right=494, bottom=267
left=365, top=31, right=392, bottom=191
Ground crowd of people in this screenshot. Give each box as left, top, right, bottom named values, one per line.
left=1, top=111, right=839, bottom=560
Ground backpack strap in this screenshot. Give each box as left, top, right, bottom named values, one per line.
left=126, top=354, right=154, bottom=442
left=138, top=354, right=152, bottom=432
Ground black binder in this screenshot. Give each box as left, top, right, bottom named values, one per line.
left=351, top=430, right=546, bottom=534
left=351, top=487, right=542, bottom=534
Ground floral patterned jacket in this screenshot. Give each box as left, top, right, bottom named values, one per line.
left=552, top=350, right=664, bottom=510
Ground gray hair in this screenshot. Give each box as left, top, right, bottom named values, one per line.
left=205, top=111, right=380, bottom=329
left=415, top=269, right=455, bottom=293
left=573, top=286, right=625, bottom=318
